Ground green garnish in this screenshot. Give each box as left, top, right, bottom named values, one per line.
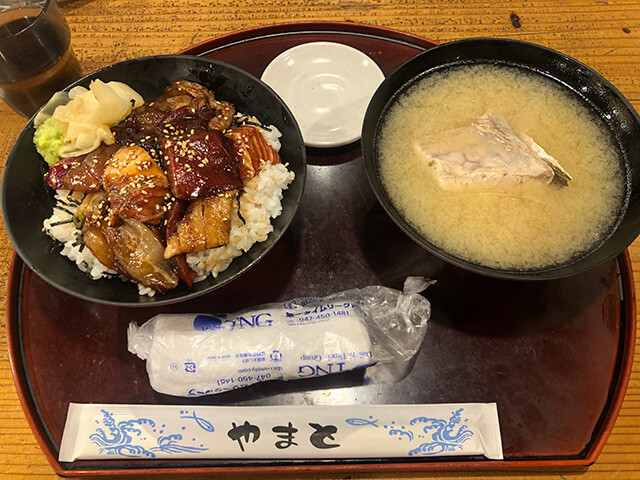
left=33, top=118, right=68, bottom=166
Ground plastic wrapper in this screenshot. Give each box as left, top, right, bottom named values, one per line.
left=128, top=277, right=433, bottom=396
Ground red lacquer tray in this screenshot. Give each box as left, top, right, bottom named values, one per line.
left=5, top=21, right=637, bottom=476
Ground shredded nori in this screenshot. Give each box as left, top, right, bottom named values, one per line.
left=242, top=120, right=271, bottom=131
left=54, top=205, right=77, bottom=216
left=71, top=235, right=83, bottom=248
left=65, top=191, right=82, bottom=206
left=46, top=242, right=64, bottom=254
left=48, top=219, right=74, bottom=227
left=59, top=199, right=81, bottom=208
left=233, top=113, right=271, bottom=132
left=236, top=191, right=246, bottom=224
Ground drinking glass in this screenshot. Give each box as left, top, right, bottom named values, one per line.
left=0, top=0, right=83, bottom=117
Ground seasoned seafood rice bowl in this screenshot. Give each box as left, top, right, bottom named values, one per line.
left=1, top=55, right=306, bottom=305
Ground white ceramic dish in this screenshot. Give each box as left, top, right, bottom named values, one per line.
left=261, top=42, right=385, bottom=148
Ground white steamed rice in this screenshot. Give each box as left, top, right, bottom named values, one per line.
left=43, top=124, right=294, bottom=296
left=186, top=161, right=293, bottom=280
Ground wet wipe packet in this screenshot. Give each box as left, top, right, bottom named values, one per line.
left=128, top=277, right=434, bottom=397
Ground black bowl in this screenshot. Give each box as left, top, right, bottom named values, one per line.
left=362, top=38, right=640, bottom=280
left=1, top=55, right=306, bottom=305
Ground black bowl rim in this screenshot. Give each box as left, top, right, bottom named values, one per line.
left=362, top=37, right=640, bottom=281
left=1, top=54, right=307, bottom=306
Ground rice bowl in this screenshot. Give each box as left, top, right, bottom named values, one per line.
left=1, top=55, right=306, bottom=306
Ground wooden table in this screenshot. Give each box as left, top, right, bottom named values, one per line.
left=0, top=0, right=638, bottom=478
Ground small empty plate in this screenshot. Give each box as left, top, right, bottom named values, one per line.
left=261, top=42, right=385, bottom=148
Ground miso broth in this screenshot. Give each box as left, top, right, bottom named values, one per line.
left=378, top=64, right=624, bottom=270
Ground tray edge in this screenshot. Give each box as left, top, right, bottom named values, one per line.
left=6, top=19, right=636, bottom=476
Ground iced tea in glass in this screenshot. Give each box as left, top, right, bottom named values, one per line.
left=0, top=0, right=82, bottom=117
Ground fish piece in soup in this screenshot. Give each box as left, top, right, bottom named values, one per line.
left=414, top=112, right=572, bottom=191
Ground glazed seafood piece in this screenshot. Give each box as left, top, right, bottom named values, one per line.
left=160, top=128, right=243, bottom=200
left=41, top=80, right=292, bottom=295
left=45, top=144, right=121, bottom=192
left=112, top=80, right=236, bottom=148
left=227, top=125, right=282, bottom=179
left=101, top=218, right=179, bottom=292
left=164, top=195, right=236, bottom=259
left=103, top=145, right=170, bottom=226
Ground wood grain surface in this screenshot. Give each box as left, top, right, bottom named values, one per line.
left=0, top=0, right=639, bottom=479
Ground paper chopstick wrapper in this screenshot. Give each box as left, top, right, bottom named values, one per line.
left=59, top=403, right=503, bottom=461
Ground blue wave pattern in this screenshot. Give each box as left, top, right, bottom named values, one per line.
left=408, top=408, right=473, bottom=455
left=89, top=409, right=208, bottom=457
left=345, top=408, right=474, bottom=456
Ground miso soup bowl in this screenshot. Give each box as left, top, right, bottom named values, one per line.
left=362, top=38, right=640, bottom=281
